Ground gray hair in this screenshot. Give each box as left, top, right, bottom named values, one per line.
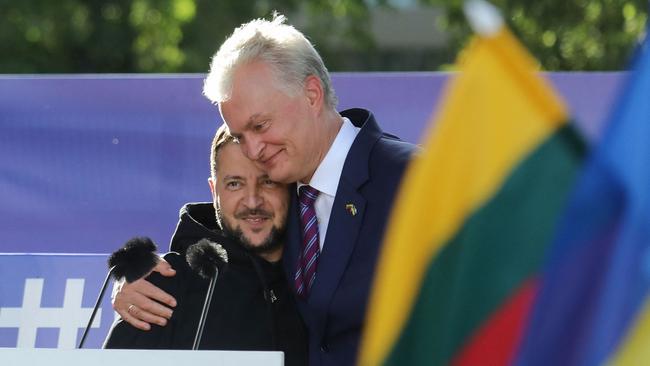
left=203, top=13, right=337, bottom=108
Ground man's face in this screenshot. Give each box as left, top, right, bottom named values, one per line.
left=209, top=143, right=289, bottom=259
left=218, top=61, right=323, bottom=184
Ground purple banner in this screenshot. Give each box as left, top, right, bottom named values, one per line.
left=0, top=72, right=624, bottom=254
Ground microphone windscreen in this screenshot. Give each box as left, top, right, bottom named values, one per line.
left=186, top=239, right=229, bottom=279
left=108, top=237, right=159, bottom=282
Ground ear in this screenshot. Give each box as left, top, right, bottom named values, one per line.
left=208, top=177, right=217, bottom=198
left=304, top=75, right=324, bottom=111
left=208, top=177, right=223, bottom=228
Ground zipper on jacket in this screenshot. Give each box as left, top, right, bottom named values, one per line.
left=248, top=253, right=278, bottom=349
left=268, top=289, right=278, bottom=303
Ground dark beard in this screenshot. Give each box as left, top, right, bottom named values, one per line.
left=217, top=209, right=286, bottom=256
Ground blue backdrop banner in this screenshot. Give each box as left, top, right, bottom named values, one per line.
left=0, top=73, right=622, bottom=254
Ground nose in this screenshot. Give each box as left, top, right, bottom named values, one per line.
left=242, top=134, right=264, bottom=161
left=243, top=183, right=264, bottom=209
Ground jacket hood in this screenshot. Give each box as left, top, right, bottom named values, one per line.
left=169, top=202, right=248, bottom=263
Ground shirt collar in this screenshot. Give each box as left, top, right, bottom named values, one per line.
left=297, top=117, right=360, bottom=197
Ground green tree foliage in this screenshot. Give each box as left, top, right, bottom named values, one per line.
left=0, top=0, right=373, bottom=73
left=1, top=1, right=133, bottom=72
left=297, top=0, right=375, bottom=71
left=424, top=0, right=648, bottom=70
left=0, top=1, right=646, bottom=73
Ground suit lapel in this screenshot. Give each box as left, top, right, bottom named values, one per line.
left=308, top=180, right=366, bottom=330
left=305, top=109, right=384, bottom=338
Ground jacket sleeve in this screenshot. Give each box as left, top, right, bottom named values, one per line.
left=103, top=253, right=186, bottom=349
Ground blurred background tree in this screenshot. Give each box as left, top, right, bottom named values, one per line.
left=424, top=0, right=648, bottom=70
left=0, top=0, right=646, bottom=73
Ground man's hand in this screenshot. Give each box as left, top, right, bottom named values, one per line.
left=111, top=259, right=177, bottom=331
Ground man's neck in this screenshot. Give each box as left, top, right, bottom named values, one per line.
left=258, top=248, right=282, bottom=263
left=301, top=110, right=344, bottom=184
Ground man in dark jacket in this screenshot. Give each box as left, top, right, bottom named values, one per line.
left=103, top=126, right=307, bottom=366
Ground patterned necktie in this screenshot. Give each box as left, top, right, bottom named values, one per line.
left=295, top=185, right=321, bottom=298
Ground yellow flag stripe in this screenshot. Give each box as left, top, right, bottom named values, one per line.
left=607, top=296, right=650, bottom=365
left=358, top=27, right=568, bottom=366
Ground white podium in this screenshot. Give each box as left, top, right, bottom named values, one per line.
left=0, top=348, right=283, bottom=366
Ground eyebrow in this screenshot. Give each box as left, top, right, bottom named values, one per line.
left=223, top=175, right=244, bottom=181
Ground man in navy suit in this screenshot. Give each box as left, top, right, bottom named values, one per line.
left=112, top=13, right=416, bottom=365
left=203, top=14, right=416, bottom=365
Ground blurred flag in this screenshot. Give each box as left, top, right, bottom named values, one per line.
left=515, top=27, right=650, bottom=366
left=357, top=1, right=585, bottom=365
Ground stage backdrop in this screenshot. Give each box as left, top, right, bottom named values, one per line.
left=0, top=72, right=623, bottom=348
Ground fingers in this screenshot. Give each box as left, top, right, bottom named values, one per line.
left=137, top=277, right=177, bottom=309
left=119, top=305, right=153, bottom=331
left=112, top=277, right=176, bottom=331
left=152, top=258, right=176, bottom=277
left=124, top=291, right=172, bottom=327
left=113, top=279, right=151, bottom=331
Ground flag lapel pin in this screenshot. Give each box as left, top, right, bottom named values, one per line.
left=345, top=203, right=357, bottom=216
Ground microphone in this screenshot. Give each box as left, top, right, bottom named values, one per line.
left=186, top=239, right=228, bottom=350
left=107, top=237, right=159, bottom=282
left=77, top=237, right=159, bottom=349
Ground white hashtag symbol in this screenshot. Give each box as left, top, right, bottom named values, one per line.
left=0, top=278, right=100, bottom=348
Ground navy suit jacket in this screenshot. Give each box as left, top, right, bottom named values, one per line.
left=283, top=108, right=417, bottom=366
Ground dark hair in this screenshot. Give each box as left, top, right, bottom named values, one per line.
left=210, top=124, right=238, bottom=177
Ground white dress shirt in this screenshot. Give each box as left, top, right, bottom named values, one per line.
left=297, top=117, right=360, bottom=250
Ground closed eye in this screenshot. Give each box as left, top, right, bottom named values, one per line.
left=253, top=120, right=268, bottom=132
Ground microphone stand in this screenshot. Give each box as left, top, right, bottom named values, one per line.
left=192, top=268, right=219, bottom=350
left=78, top=265, right=116, bottom=349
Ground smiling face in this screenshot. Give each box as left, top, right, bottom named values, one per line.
left=218, top=61, right=327, bottom=184
left=209, top=142, right=289, bottom=262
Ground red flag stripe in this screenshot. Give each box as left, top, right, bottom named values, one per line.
left=452, top=278, right=538, bottom=366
